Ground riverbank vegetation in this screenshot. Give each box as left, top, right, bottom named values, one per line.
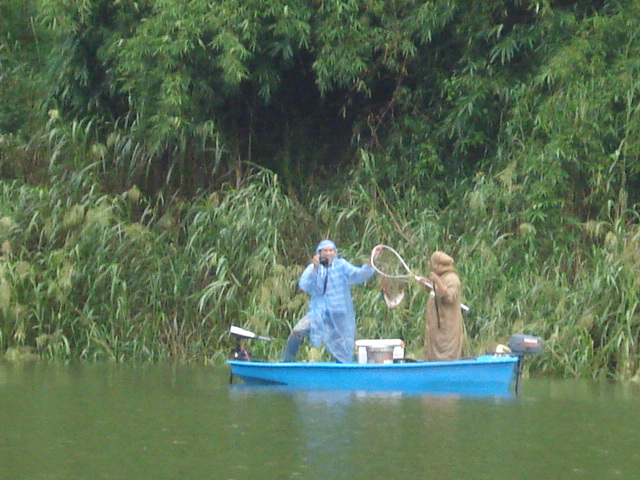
left=1, top=0, right=639, bottom=379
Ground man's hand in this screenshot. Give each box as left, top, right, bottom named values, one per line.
left=370, top=245, right=383, bottom=265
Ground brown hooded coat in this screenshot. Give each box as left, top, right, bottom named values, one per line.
left=424, top=252, right=464, bottom=361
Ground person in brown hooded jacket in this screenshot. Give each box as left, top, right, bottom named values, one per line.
left=416, top=251, right=464, bottom=361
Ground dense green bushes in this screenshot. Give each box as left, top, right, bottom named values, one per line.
left=1, top=151, right=640, bottom=379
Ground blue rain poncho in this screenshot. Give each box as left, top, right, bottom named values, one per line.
left=298, top=240, right=375, bottom=363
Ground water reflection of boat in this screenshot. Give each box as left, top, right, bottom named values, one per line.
left=227, top=328, right=543, bottom=397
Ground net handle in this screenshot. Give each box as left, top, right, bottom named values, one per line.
left=417, top=277, right=470, bottom=312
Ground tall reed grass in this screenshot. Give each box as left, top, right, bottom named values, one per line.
left=1, top=137, right=639, bottom=379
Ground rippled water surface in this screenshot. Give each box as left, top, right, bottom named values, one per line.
left=1, top=363, right=639, bottom=480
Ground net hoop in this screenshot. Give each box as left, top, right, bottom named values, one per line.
left=370, top=244, right=415, bottom=279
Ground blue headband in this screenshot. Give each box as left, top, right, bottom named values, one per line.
left=316, top=240, right=337, bottom=252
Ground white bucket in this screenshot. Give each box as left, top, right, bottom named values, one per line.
left=366, top=346, right=394, bottom=363
left=355, top=339, right=405, bottom=364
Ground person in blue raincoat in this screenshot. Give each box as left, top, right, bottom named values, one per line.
left=282, top=240, right=377, bottom=363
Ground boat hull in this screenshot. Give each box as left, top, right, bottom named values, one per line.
left=227, top=355, right=520, bottom=396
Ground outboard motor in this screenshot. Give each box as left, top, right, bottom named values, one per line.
left=229, top=325, right=271, bottom=361
left=508, top=334, right=544, bottom=394
left=509, top=334, right=544, bottom=355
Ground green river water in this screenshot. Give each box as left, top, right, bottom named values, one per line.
left=1, top=362, right=639, bottom=480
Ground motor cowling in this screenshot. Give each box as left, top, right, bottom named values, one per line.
left=509, top=334, right=543, bottom=355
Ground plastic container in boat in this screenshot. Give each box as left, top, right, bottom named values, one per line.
left=355, top=339, right=405, bottom=364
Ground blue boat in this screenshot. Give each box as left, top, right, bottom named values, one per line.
left=226, top=327, right=543, bottom=397
left=228, top=356, right=521, bottom=396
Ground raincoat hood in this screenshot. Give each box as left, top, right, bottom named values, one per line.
left=430, top=251, right=456, bottom=275
left=316, top=239, right=337, bottom=253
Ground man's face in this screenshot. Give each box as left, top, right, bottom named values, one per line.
left=319, top=247, right=337, bottom=264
